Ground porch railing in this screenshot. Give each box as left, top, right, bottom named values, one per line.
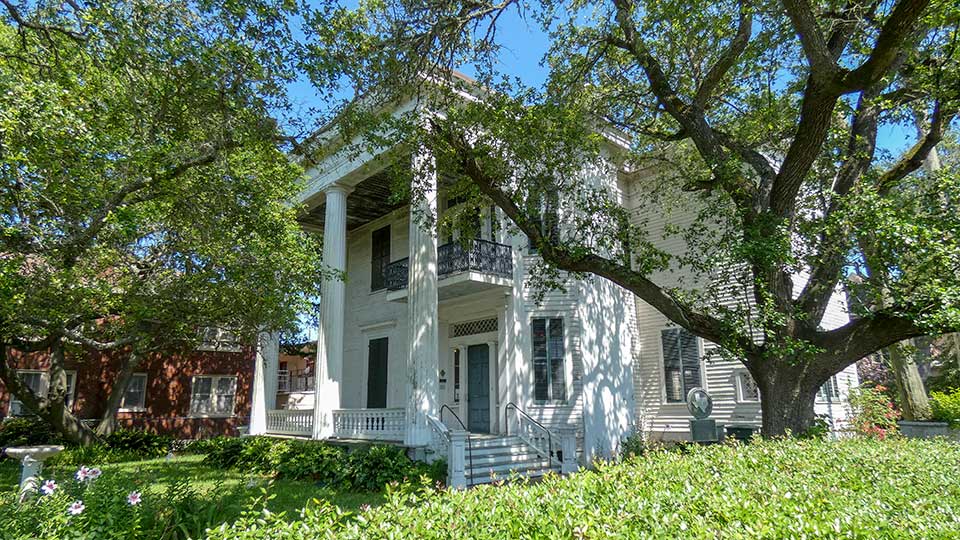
left=332, top=408, right=405, bottom=441
left=384, top=238, right=513, bottom=291
left=266, top=409, right=313, bottom=436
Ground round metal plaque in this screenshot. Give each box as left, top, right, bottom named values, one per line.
left=686, top=388, right=713, bottom=419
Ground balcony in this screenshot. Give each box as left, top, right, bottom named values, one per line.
left=385, top=239, right=513, bottom=301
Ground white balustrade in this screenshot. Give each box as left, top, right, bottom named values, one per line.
left=332, top=408, right=405, bottom=441
left=265, top=409, right=313, bottom=436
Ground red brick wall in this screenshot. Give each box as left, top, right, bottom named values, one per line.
left=0, top=346, right=254, bottom=439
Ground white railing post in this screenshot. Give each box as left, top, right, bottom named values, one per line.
left=448, top=430, right=467, bottom=489
left=559, top=427, right=578, bottom=475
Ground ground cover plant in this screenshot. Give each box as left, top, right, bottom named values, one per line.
left=207, top=437, right=960, bottom=540
left=0, top=453, right=383, bottom=539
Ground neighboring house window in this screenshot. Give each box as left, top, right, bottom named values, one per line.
left=371, top=225, right=391, bottom=291
left=661, top=328, right=702, bottom=403
left=198, top=327, right=242, bottom=352
left=532, top=318, right=565, bottom=402
left=817, top=375, right=841, bottom=402
left=119, top=373, right=148, bottom=411
left=9, top=370, right=75, bottom=416
left=366, top=337, right=388, bottom=408
left=736, top=370, right=761, bottom=402
left=189, top=375, right=237, bottom=417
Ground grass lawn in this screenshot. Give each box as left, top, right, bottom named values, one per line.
left=0, top=453, right=383, bottom=520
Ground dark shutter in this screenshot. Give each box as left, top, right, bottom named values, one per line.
left=366, top=337, right=388, bottom=408
left=680, top=329, right=701, bottom=396
left=371, top=226, right=390, bottom=291
left=548, top=318, right=565, bottom=400
left=661, top=329, right=683, bottom=402
left=532, top=318, right=549, bottom=401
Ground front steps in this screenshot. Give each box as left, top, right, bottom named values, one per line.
left=464, top=435, right=560, bottom=486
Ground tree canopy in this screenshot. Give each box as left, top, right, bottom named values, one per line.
left=303, top=0, right=960, bottom=435
left=0, top=0, right=326, bottom=442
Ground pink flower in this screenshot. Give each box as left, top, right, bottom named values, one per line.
left=40, top=479, right=57, bottom=495
left=87, top=468, right=102, bottom=480
left=127, top=491, right=142, bottom=506
left=75, top=466, right=90, bottom=482
left=68, top=501, right=85, bottom=515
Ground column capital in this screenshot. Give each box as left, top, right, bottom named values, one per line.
left=323, top=183, right=355, bottom=197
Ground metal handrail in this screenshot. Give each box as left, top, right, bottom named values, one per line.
left=504, top=402, right=558, bottom=465
left=439, top=404, right=475, bottom=486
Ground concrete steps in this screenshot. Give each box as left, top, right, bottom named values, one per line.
left=464, top=435, right=560, bottom=486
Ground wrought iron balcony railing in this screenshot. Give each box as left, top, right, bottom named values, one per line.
left=384, top=238, right=513, bottom=291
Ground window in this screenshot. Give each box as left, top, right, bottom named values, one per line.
left=661, top=328, right=702, bottom=403
left=371, top=225, right=391, bottom=291
left=453, top=349, right=461, bottom=403
left=198, top=327, right=242, bottom=352
left=189, top=375, right=237, bottom=417
left=119, top=373, right=148, bottom=411
left=366, top=338, right=388, bottom=408
left=527, top=189, right=559, bottom=254
left=532, top=318, right=565, bottom=402
left=817, top=375, right=841, bottom=402
left=736, top=370, right=760, bottom=402
left=9, top=370, right=75, bottom=416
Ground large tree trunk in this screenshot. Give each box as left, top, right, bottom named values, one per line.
left=95, top=350, right=141, bottom=437
left=753, top=361, right=822, bottom=437
left=889, top=340, right=932, bottom=421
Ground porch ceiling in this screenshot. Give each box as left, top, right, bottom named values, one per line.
left=299, top=169, right=408, bottom=232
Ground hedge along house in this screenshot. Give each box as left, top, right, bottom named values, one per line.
left=247, top=86, right=858, bottom=487
left=0, top=329, right=255, bottom=439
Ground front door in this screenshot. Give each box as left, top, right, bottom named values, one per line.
left=467, top=344, right=490, bottom=433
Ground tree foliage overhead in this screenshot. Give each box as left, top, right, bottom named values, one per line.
left=0, top=0, right=326, bottom=441
left=303, top=0, right=960, bottom=434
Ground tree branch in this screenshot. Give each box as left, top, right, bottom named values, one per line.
left=781, top=0, right=839, bottom=79
left=877, top=101, right=957, bottom=194
left=694, top=2, right=752, bottom=108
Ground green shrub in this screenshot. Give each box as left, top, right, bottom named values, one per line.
left=931, top=388, right=960, bottom=428
left=0, top=417, right=64, bottom=448
left=272, top=439, right=345, bottom=485
left=848, top=385, right=900, bottom=438
left=104, top=429, right=173, bottom=458
left=47, top=443, right=147, bottom=467
left=618, top=431, right=648, bottom=458
left=200, top=437, right=249, bottom=469
left=207, top=438, right=960, bottom=540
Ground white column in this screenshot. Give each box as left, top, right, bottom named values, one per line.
left=313, top=184, right=352, bottom=439
left=405, top=148, right=440, bottom=447
left=249, top=332, right=279, bottom=435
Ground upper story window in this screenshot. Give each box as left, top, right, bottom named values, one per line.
left=817, top=375, right=841, bottom=402
left=189, top=375, right=237, bottom=417
left=661, top=328, right=702, bottom=403
left=532, top=317, right=565, bottom=402
left=198, top=327, right=242, bottom=352
left=527, top=189, right=559, bottom=254
left=371, top=225, right=391, bottom=291
left=119, top=373, right=148, bottom=411
left=9, top=370, right=76, bottom=416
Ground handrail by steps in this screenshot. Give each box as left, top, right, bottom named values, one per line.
left=439, top=404, right=475, bottom=485
left=504, top=402, right=559, bottom=466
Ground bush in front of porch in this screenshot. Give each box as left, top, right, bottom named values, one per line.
left=195, top=436, right=446, bottom=490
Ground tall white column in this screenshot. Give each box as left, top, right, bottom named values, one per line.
left=249, top=332, right=279, bottom=435
left=313, top=184, right=352, bottom=439
left=405, top=148, right=440, bottom=447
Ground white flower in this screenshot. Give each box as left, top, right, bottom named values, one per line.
left=40, top=479, right=57, bottom=495
left=87, top=468, right=102, bottom=480
left=127, top=491, right=142, bottom=506
left=75, top=466, right=90, bottom=482
left=68, top=501, right=85, bottom=515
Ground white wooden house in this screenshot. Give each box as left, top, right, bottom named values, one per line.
left=247, top=98, right=858, bottom=487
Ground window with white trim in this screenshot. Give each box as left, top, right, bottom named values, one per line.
left=817, top=375, right=841, bottom=403
left=197, top=327, right=242, bottom=352
left=189, top=375, right=237, bottom=417
left=9, top=370, right=75, bottom=416
left=532, top=318, right=565, bottom=402
left=119, top=373, right=148, bottom=411
left=735, top=370, right=760, bottom=402
left=661, top=328, right=702, bottom=403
